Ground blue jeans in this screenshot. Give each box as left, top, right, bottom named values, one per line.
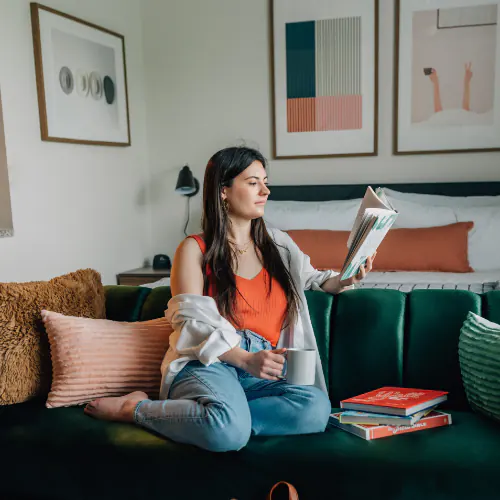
left=134, top=329, right=331, bottom=452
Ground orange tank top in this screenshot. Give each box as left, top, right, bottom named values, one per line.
left=188, top=235, right=287, bottom=346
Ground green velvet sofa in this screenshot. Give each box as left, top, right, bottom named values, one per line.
left=1, top=285, right=500, bottom=500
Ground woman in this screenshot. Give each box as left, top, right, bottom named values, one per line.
left=85, top=146, right=375, bottom=452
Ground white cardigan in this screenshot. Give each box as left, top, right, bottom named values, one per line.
left=160, top=228, right=339, bottom=399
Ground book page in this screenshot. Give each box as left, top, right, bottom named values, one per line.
left=347, top=187, right=393, bottom=249
left=343, top=215, right=377, bottom=265
left=341, top=210, right=398, bottom=280
left=375, top=187, right=396, bottom=211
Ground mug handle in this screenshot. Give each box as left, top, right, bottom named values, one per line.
left=278, top=351, right=287, bottom=380
left=267, top=481, right=299, bottom=500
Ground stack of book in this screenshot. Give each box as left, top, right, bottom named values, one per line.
left=329, top=387, right=451, bottom=441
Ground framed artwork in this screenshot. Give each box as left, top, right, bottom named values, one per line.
left=30, top=3, right=131, bottom=146
left=0, top=88, right=13, bottom=238
left=394, top=0, right=500, bottom=154
left=271, top=0, right=379, bottom=159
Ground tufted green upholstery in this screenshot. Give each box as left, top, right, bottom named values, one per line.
left=1, top=286, right=499, bottom=500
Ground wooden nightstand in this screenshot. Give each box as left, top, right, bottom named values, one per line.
left=116, top=267, right=171, bottom=286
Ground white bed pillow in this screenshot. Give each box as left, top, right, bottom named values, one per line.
left=382, top=187, right=500, bottom=207
left=388, top=198, right=457, bottom=228
left=263, top=198, right=361, bottom=231
left=454, top=206, right=500, bottom=271
left=263, top=196, right=456, bottom=231
left=386, top=197, right=498, bottom=271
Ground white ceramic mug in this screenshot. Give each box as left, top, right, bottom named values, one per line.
left=282, top=348, right=316, bottom=385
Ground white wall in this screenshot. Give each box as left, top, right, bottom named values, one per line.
left=142, top=0, right=500, bottom=261
left=2, top=0, right=499, bottom=284
left=0, top=0, right=152, bottom=284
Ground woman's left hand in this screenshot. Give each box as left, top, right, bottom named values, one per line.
left=320, top=252, right=376, bottom=294
left=339, top=252, right=376, bottom=289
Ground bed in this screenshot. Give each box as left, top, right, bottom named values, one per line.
left=359, top=272, right=499, bottom=293
left=268, top=181, right=500, bottom=293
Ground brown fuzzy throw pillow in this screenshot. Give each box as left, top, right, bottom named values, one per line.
left=0, top=269, right=105, bottom=405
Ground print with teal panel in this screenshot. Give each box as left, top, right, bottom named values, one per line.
left=285, top=17, right=362, bottom=133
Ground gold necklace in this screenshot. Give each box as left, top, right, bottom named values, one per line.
left=229, top=240, right=252, bottom=255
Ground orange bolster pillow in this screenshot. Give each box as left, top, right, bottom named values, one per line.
left=287, top=222, right=474, bottom=273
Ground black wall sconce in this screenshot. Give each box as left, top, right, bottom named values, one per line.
left=175, top=165, right=199, bottom=236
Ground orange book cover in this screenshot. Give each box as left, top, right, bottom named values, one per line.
left=340, top=387, right=448, bottom=416
left=329, top=410, right=452, bottom=440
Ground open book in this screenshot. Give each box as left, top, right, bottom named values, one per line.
left=340, top=187, right=398, bottom=281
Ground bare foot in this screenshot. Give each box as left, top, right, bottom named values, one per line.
left=84, top=391, right=148, bottom=422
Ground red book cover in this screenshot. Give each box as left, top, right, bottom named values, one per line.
left=329, top=410, right=452, bottom=440
left=340, top=387, right=448, bottom=416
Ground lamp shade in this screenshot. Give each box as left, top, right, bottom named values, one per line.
left=175, top=165, right=199, bottom=197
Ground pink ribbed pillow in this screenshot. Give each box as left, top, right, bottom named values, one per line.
left=41, top=310, right=173, bottom=408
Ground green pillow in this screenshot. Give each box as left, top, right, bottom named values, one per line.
left=459, top=311, right=500, bottom=422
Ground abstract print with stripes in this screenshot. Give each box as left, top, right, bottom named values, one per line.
left=286, top=17, right=362, bottom=133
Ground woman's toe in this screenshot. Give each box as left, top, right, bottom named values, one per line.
left=84, top=403, right=95, bottom=414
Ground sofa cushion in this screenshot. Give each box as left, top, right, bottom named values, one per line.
left=459, top=312, right=500, bottom=423
left=405, top=290, right=481, bottom=410
left=104, top=285, right=151, bottom=322
left=0, top=269, right=105, bottom=405
left=139, top=286, right=172, bottom=321
left=1, top=403, right=499, bottom=500
left=483, top=290, right=500, bottom=325
left=329, top=289, right=405, bottom=406
left=42, top=310, right=173, bottom=407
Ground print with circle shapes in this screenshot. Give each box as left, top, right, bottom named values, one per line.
left=103, top=76, right=115, bottom=104
left=59, top=67, right=74, bottom=95
left=89, top=71, right=103, bottom=100
left=75, top=69, right=89, bottom=97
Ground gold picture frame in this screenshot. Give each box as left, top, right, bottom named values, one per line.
left=271, top=0, right=379, bottom=159
left=394, top=0, right=500, bottom=155
left=30, top=3, right=131, bottom=146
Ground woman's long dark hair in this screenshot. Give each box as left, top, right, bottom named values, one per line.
left=202, top=146, right=300, bottom=330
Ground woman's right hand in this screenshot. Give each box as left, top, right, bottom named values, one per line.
left=243, top=348, right=287, bottom=381
left=464, top=62, right=473, bottom=84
